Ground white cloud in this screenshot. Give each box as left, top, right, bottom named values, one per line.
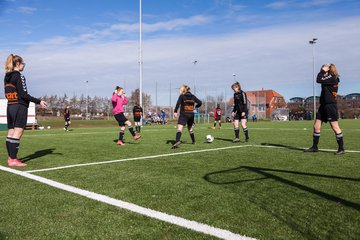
left=16, top=6, right=37, bottom=14
left=1, top=16, right=359, bottom=105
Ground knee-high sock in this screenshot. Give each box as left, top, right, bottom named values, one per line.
left=6, top=137, right=20, bottom=159
left=243, top=127, right=249, bottom=139
left=313, top=132, right=320, bottom=148
left=234, top=128, right=239, bottom=138
left=128, top=126, right=136, bottom=136
left=335, top=132, right=344, bottom=150
left=176, top=131, right=182, bottom=142
left=189, top=130, right=195, bottom=143
left=119, top=130, right=125, bottom=141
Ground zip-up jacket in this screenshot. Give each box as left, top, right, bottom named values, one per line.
left=4, top=71, right=41, bottom=107
left=232, top=90, right=248, bottom=114
left=317, top=70, right=339, bottom=105
left=112, top=93, right=128, bottom=115
left=174, top=92, right=202, bottom=115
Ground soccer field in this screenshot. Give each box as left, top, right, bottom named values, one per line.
left=0, top=120, right=359, bottom=240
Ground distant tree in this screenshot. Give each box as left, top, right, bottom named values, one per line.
left=128, top=88, right=152, bottom=112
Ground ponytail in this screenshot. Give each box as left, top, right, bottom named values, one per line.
left=5, top=54, right=23, bottom=73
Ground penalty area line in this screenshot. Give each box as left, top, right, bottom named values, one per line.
left=0, top=165, right=254, bottom=240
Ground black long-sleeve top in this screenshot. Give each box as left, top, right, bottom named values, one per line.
left=174, top=92, right=202, bottom=115
left=232, top=90, right=248, bottom=114
left=316, top=70, right=339, bottom=105
left=4, top=71, right=41, bottom=107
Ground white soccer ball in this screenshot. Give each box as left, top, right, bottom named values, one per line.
left=206, top=134, right=214, bottom=143
left=47, top=126, right=51, bottom=129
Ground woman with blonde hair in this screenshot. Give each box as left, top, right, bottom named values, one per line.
left=4, top=54, right=47, bottom=167
left=112, top=86, right=141, bottom=145
left=304, top=63, right=345, bottom=154
left=171, top=84, right=202, bottom=149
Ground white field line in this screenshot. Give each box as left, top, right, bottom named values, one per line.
left=26, top=145, right=250, bottom=173
left=0, top=165, right=255, bottom=240
left=2, top=126, right=357, bottom=138
left=26, top=144, right=360, bottom=174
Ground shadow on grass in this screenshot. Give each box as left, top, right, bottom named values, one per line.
left=261, top=143, right=304, bottom=151
left=21, top=148, right=62, bottom=163
left=215, top=137, right=238, bottom=143
left=203, top=166, right=360, bottom=211
left=0, top=232, right=7, bottom=240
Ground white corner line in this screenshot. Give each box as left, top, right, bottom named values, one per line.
left=0, top=165, right=255, bottom=240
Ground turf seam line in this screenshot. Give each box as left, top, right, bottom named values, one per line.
left=25, top=145, right=250, bottom=173
left=0, top=165, right=255, bottom=240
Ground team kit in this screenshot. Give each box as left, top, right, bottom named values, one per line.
left=4, top=54, right=345, bottom=167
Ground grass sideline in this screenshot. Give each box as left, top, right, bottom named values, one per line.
left=0, top=120, right=359, bottom=239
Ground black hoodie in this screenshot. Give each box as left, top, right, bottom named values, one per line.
left=4, top=71, right=41, bottom=107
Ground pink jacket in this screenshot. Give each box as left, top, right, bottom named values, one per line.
left=112, top=93, right=128, bottom=115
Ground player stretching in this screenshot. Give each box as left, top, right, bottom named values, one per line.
left=133, top=102, right=143, bottom=133
left=112, top=86, right=141, bottom=146
left=304, top=63, right=345, bottom=155
left=231, top=82, right=249, bottom=142
left=212, top=104, right=222, bottom=129
left=171, top=85, right=202, bottom=149
left=64, top=106, right=71, bottom=131
left=4, top=54, right=47, bottom=167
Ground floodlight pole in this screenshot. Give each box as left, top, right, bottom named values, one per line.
left=139, top=0, right=143, bottom=111
left=85, top=80, right=89, bottom=120
left=309, top=38, right=317, bottom=119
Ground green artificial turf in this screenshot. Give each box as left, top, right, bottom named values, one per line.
left=0, top=120, right=359, bottom=239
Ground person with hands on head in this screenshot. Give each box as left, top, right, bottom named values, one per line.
left=171, top=84, right=202, bottom=149
left=304, top=63, right=345, bottom=155
left=231, top=82, right=249, bottom=143
left=4, top=54, right=47, bottom=167
left=112, top=86, right=141, bottom=146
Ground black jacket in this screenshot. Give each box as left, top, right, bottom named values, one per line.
left=4, top=71, right=41, bottom=107
left=232, top=90, right=248, bottom=114
left=317, top=70, right=339, bottom=105
left=174, top=92, right=202, bottom=115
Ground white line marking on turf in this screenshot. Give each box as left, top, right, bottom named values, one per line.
left=0, top=165, right=254, bottom=240
left=26, top=144, right=360, bottom=173
left=26, top=145, right=250, bottom=173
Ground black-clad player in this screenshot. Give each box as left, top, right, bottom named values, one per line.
left=231, top=82, right=249, bottom=142
left=304, top=63, right=345, bottom=154
left=133, top=102, right=143, bottom=133
left=4, top=54, right=47, bottom=167
left=171, top=85, right=202, bottom=149
left=64, top=106, right=71, bottom=131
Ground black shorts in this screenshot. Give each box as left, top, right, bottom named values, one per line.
left=214, top=116, right=221, bottom=121
left=178, top=114, right=194, bottom=126
left=316, top=104, right=338, bottom=123
left=234, top=112, right=248, bottom=120
left=134, top=117, right=141, bottom=122
left=114, top=113, right=128, bottom=126
left=65, top=117, right=70, bottom=122
left=7, top=104, right=28, bottom=129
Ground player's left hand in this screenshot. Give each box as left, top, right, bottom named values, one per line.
left=241, top=112, right=245, bottom=117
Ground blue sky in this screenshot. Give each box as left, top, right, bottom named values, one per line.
left=1, top=0, right=360, bottom=105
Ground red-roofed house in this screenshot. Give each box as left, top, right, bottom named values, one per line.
left=228, top=89, right=287, bottom=119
